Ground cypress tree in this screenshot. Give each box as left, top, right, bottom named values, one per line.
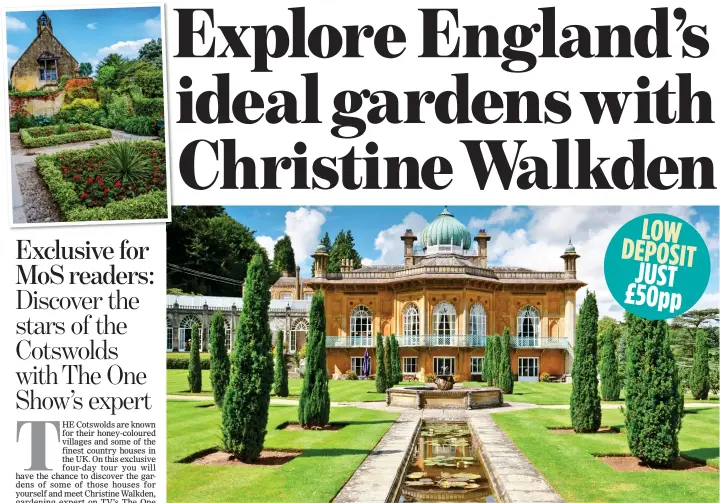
left=625, top=313, right=683, bottom=467
left=221, top=254, right=273, bottom=461
left=375, top=334, right=388, bottom=392
left=570, top=291, right=601, bottom=433
left=273, top=331, right=289, bottom=397
left=187, top=322, right=202, bottom=393
left=599, top=328, right=621, bottom=401
left=390, top=334, right=402, bottom=384
left=497, top=328, right=514, bottom=394
left=298, top=292, right=331, bottom=427
left=484, top=336, right=496, bottom=386
left=209, top=311, right=230, bottom=406
left=690, top=330, right=710, bottom=400
left=384, top=335, right=393, bottom=385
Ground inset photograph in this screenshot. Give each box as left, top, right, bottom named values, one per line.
left=6, top=6, right=168, bottom=225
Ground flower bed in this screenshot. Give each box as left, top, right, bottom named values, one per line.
left=19, top=123, right=111, bottom=148
left=35, top=140, right=168, bottom=222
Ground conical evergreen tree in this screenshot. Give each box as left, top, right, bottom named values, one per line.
left=599, top=328, right=621, bottom=401
left=570, top=291, right=601, bottom=433
left=497, top=328, right=514, bottom=394
left=298, top=292, right=331, bottom=427
left=375, top=334, right=388, bottom=392
left=209, top=311, right=230, bottom=406
left=389, top=334, right=400, bottom=385
left=384, top=335, right=393, bottom=385
left=625, top=313, right=683, bottom=467
left=485, top=336, right=496, bottom=386
left=690, top=329, right=710, bottom=400
left=273, top=331, right=289, bottom=397
left=187, top=322, right=202, bottom=393
left=221, top=254, right=273, bottom=461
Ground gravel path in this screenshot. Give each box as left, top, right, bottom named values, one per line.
left=15, top=160, right=61, bottom=223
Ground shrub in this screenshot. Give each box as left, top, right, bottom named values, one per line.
left=539, top=372, right=551, bottom=382
left=19, top=123, right=111, bottom=148
left=132, top=96, right=164, bottom=117
left=599, top=328, right=622, bottom=401
left=187, top=323, right=202, bottom=393
left=96, top=65, right=119, bottom=88
left=570, top=291, right=601, bottom=433
left=298, top=292, right=331, bottom=428
left=625, top=313, right=683, bottom=468
left=209, top=312, right=230, bottom=407
left=497, top=328, right=514, bottom=393
left=273, top=330, right=289, bottom=397
left=345, top=370, right=359, bottom=380
left=375, top=335, right=388, bottom=392
left=9, top=110, right=39, bottom=132
left=64, top=84, right=97, bottom=102
left=105, top=94, right=132, bottom=129
left=425, top=373, right=436, bottom=383
left=56, top=98, right=104, bottom=125
left=690, top=330, right=710, bottom=400
left=65, top=190, right=167, bottom=221
left=101, top=141, right=155, bottom=185
left=133, top=66, right=164, bottom=98
left=166, top=356, right=210, bottom=370
left=122, top=115, right=157, bottom=136
left=222, top=254, right=273, bottom=461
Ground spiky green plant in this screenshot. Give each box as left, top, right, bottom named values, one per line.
left=101, top=141, right=154, bottom=185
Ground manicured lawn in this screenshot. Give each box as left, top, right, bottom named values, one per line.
left=167, top=370, right=415, bottom=402
left=167, top=400, right=398, bottom=503
left=493, top=407, right=719, bottom=502
left=167, top=352, right=211, bottom=359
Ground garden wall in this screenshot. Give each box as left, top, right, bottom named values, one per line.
left=9, top=91, right=65, bottom=117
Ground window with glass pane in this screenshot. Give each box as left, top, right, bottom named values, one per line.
left=518, top=357, right=539, bottom=377
left=350, top=305, right=372, bottom=346
left=280, top=293, right=292, bottom=300
left=179, top=316, right=200, bottom=351
left=402, top=303, right=420, bottom=345
left=468, top=303, right=486, bottom=346
left=432, top=301, right=456, bottom=345
left=224, top=320, right=232, bottom=351
left=166, top=319, right=173, bottom=351
left=291, top=320, right=307, bottom=352
left=433, top=357, right=455, bottom=375
left=304, top=293, right=313, bottom=301
left=517, top=306, right=540, bottom=347
left=350, top=356, right=367, bottom=375
left=403, top=357, right=418, bottom=374
left=470, top=357, right=484, bottom=375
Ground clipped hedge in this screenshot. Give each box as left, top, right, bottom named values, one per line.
left=167, top=356, right=211, bottom=370
left=65, top=190, right=167, bottom=221
left=19, top=123, right=111, bottom=148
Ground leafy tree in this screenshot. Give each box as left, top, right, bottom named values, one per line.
left=625, top=313, right=683, bottom=468
left=599, top=328, right=621, bottom=401
left=138, top=38, right=163, bottom=68
left=390, top=334, right=402, bottom=385
left=96, top=65, right=119, bottom=88
left=312, top=232, right=332, bottom=277
left=328, top=230, right=362, bottom=273
left=598, top=316, right=621, bottom=361
left=298, top=292, right=331, bottom=427
left=272, top=236, right=296, bottom=276
left=209, top=312, right=230, bottom=406
left=78, top=62, right=92, bottom=77
left=570, top=291, right=601, bottom=433
left=133, top=65, right=164, bottom=98
left=96, top=53, right=127, bottom=74
left=497, top=328, right=514, bottom=393
left=375, top=334, right=388, bottom=392
left=690, top=330, right=710, bottom=400
left=670, top=309, right=719, bottom=392
left=222, top=254, right=273, bottom=461
left=187, top=323, right=202, bottom=393
left=274, top=331, right=289, bottom=397
left=484, top=336, right=497, bottom=386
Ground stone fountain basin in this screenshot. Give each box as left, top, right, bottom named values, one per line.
left=386, top=384, right=503, bottom=409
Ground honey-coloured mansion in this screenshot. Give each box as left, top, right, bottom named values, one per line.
left=166, top=207, right=585, bottom=382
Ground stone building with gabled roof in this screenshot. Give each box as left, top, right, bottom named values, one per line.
left=10, top=11, right=78, bottom=92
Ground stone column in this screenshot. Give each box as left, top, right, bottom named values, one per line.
left=172, top=303, right=180, bottom=352
left=564, top=290, right=576, bottom=379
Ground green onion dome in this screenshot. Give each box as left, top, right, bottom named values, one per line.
left=421, top=207, right=472, bottom=251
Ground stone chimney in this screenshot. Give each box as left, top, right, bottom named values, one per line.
left=295, top=266, right=301, bottom=299
left=312, top=244, right=329, bottom=278
left=561, top=239, right=579, bottom=279
left=340, top=258, right=353, bottom=273
left=474, top=230, right=491, bottom=267
left=282, top=269, right=290, bottom=278
left=400, top=229, right=418, bottom=267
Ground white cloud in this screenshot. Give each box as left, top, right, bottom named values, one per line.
left=87, top=22, right=98, bottom=30
left=361, top=258, right=375, bottom=266
left=144, top=17, right=161, bottom=37
left=469, top=207, right=527, bottom=230
left=284, top=208, right=326, bottom=272
left=256, top=236, right=278, bottom=259
left=366, top=212, right=429, bottom=265
left=6, top=16, right=28, bottom=31
left=7, top=44, right=18, bottom=54
left=96, top=38, right=152, bottom=59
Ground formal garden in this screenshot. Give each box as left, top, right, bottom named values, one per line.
left=167, top=263, right=719, bottom=503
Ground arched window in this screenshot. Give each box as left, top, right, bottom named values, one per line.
left=224, top=319, right=232, bottom=351
left=517, top=306, right=540, bottom=347
left=179, top=316, right=200, bottom=352
left=468, top=304, right=486, bottom=346
left=166, top=318, right=173, bottom=352
left=432, top=301, right=456, bottom=345
left=350, top=305, right=373, bottom=346
left=402, top=303, right=420, bottom=346
left=291, top=319, right=308, bottom=352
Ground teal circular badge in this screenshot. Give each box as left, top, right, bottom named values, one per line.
left=604, top=213, right=711, bottom=320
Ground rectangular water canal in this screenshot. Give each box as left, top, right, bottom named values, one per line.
left=396, top=421, right=495, bottom=503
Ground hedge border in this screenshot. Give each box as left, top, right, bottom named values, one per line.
left=19, top=123, right=111, bottom=148
left=35, top=140, right=168, bottom=222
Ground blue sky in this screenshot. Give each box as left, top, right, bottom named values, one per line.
left=6, top=7, right=161, bottom=72
left=226, top=205, right=720, bottom=319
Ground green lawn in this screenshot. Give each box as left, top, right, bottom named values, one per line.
left=167, top=400, right=398, bottom=503
left=493, top=407, right=719, bottom=503
left=167, top=352, right=210, bottom=359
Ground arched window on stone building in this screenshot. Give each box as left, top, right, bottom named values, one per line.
left=402, top=303, right=420, bottom=346
left=517, top=306, right=540, bottom=347
left=291, top=319, right=308, bottom=353
left=468, top=304, right=487, bottom=346
left=166, top=318, right=173, bottom=352
left=224, top=319, right=232, bottom=352
left=350, top=305, right=372, bottom=346
left=432, top=301, right=456, bottom=346
left=179, top=315, right=201, bottom=352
